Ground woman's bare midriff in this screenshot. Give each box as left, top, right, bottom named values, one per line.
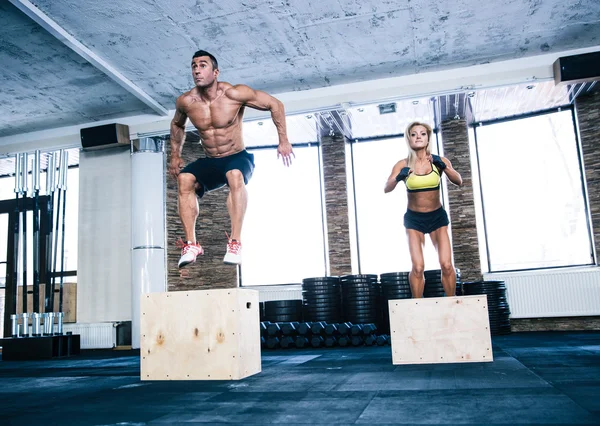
left=407, top=191, right=443, bottom=213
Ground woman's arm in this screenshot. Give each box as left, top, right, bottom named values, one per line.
left=384, top=160, right=409, bottom=193
left=440, top=157, right=462, bottom=186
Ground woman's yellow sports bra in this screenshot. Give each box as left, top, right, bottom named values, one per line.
left=405, top=165, right=441, bottom=192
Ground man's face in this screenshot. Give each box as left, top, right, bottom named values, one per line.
left=191, top=56, right=218, bottom=88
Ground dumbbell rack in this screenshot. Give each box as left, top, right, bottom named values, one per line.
left=260, top=321, right=391, bottom=350
left=0, top=334, right=81, bottom=361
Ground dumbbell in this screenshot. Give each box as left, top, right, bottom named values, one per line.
left=376, top=335, right=389, bottom=346
left=260, top=321, right=270, bottom=337
left=324, top=336, right=337, bottom=347
left=351, top=335, right=363, bottom=346
left=280, top=335, right=295, bottom=349
left=295, top=336, right=309, bottom=348
left=364, top=335, right=377, bottom=346
left=311, top=322, right=326, bottom=335
left=350, top=324, right=363, bottom=336
left=338, top=335, right=351, bottom=347
left=267, top=322, right=282, bottom=336
left=297, top=322, right=312, bottom=335
left=362, top=324, right=377, bottom=335
left=261, top=336, right=266, bottom=347
left=311, top=335, right=324, bottom=348
left=280, top=322, right=297, bottom=336
left=324, top=323, right=338, bottom=336
left=266, top=336, right=280, bottom=349
left=337, top=322, right=352, bottom=336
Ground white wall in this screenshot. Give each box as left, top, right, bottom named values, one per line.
left=77, top=147, right=131, bottom=322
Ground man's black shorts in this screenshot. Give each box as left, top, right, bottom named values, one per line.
left=180, top=150, right=255, bottom=198
left=404, top=207, right=449, bottom=234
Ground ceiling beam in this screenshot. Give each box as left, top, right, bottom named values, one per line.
left=10, top=0, right=169, bottom=116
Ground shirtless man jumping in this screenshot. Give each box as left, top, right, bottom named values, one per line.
left=170, top=50, right=294, bottom=268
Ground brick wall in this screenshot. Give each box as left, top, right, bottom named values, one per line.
left=440, top=120, right=482, bottom=281
left=321, top=134, right=352, bottom=276
left=575, top=92, right=600, bottom=264
left=165, top=139, right=237, bottom=290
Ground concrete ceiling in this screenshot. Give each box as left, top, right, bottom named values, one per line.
left=1, top=0, right=599, bottom=140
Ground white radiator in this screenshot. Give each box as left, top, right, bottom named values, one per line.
left=484, top=267, right=600, bottom=319
left=63, top=322, right=116, bottom=349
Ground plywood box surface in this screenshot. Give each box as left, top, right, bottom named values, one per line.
left=389, top=295, right=493, bottom=365
left=141, top=288, right=261, bottom=380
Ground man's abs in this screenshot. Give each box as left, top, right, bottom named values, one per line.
left=195, top=127, right=245, bottom=158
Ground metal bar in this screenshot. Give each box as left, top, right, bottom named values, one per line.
left=12, top=154, right=22, bottom=320
left=21, top=154, right=28, bottom=315
left=49, top=164, right=62, bottom=313
left=33, top=150, right=41, bottom=315
left=58, top=151, right=68, bottom=312
left=45, top=153, right=56, bottom=312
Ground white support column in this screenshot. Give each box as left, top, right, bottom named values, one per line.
left=131, top=138, right=166, bottom=349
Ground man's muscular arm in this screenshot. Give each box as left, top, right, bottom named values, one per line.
left=169, top=96, right=188, bottom=178
left=228, top=85, right=294, bottom=166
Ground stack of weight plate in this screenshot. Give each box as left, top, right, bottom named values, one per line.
left=462, top=280, right=511, bottom=335
left=424, top=269, right=446, bottom=297
left=379, top=272, right=412, bottom=334
left=263, top=300, right=303, bottom=323
left=340, top=274, right=379, bottom=325
left=455, top=268, right=463, bottom=296
left=424, top=269, right=463, bottom=297
left=302, top=276, right=342, bottom=323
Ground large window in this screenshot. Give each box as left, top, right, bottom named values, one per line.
left=241, top=146, right=326, bottom=285
left=474, top=109, right=593, bottom=271
left=346, top=137, right=442, bottom=275
left=240, top=114, right=326, bottom=286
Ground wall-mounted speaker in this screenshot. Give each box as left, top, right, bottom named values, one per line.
left=553, top=51, right=600, bottom=86
left=80, top=123, right=130, bottom=150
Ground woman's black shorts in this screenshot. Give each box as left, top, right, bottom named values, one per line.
left=181, top=150, right=255, bottom=198
left=404, top=207, right=449, bottom=234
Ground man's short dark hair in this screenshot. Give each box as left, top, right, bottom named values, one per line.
left=192, top=50, right=218, bottom=70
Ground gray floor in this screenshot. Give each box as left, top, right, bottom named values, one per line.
left=0, top=331, right=599, bottom=425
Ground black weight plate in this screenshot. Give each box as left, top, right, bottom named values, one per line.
left=343, top=310, right=379, bottom=318
left=304, top=309, right=339, bottom=317
left=302, top=285, right=340, bottom=291
left=343, top=303, right=378, bottom=311
left=303, top=301, right=340, bottom=309
left=303, top=276, right=340, bottom=281
left=309, top=315, right=342, bottom=322
left=340, top=274, right=378, bottom=280
left=303, top=290, right=341, bottom=297
left=462, top=284, right=507, bottom=292
left=264, top=314, right=302, bottom=322
left=342, top=294, right=380, bottom=301
left=380, top=278, right=411, bottom=283
left=264, top=307, right=303, bottom=315
left=342, top=290, right=381, bottom=298
left=380, top=272, right=410, bottom=278
left=463, top=288, right=507, bottom=295
left=264, top=300, right=302, bottom=309
left=382, top=288, right=412, bottom=295
left=303, top=295, right=341, bottom=303
left=346, top=316, right=379, bottom=324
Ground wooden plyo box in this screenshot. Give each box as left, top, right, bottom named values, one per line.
left=140, top=288, right=261, bottom=380
left=389, top=295, right=493, bottom=365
